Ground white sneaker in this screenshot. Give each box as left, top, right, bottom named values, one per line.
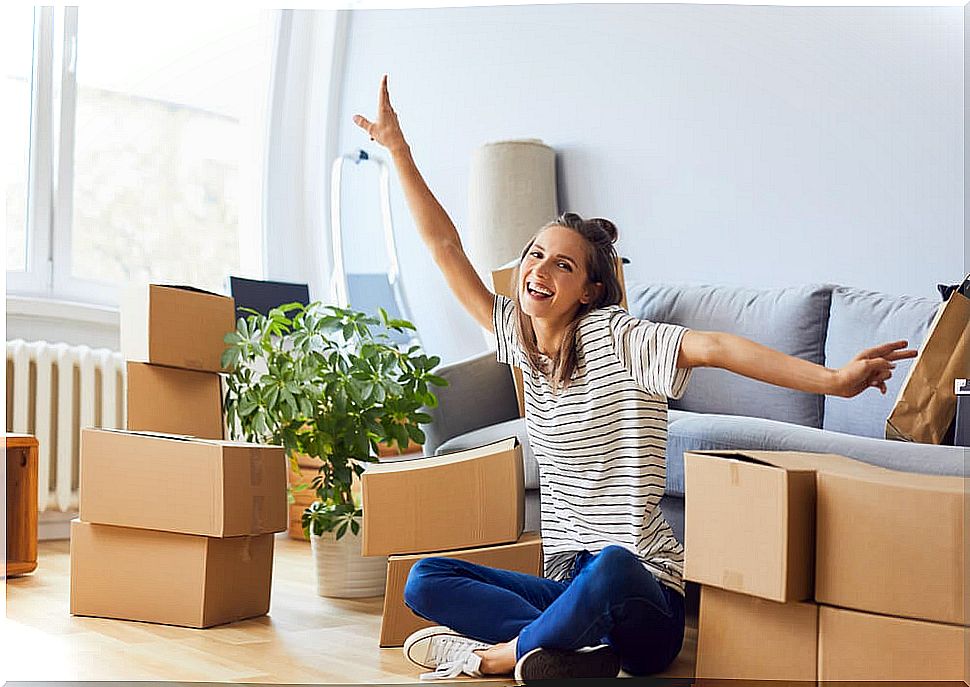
left=403, top=625, right=492, bottom=681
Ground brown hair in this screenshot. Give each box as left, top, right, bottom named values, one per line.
left=511, top=212, right=624, bottom=393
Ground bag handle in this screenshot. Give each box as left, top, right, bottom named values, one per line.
left=939, top=274, right=970, bottom=300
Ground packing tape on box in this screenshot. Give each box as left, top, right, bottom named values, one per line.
left=250, top=450, right=264, bottom=485
left=242, top=535, right=254, bottom=563
left=252, top=496, right=265, bottom=532
left=250, top=448, right=266, bottom=532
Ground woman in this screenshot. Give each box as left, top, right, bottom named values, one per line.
left=353, top=75, right=915, bottom=683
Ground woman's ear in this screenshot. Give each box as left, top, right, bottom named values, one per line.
left=581, top=282, right=604, bottom=305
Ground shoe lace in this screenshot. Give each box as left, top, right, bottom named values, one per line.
left=419, top=636, right=486, bottom=681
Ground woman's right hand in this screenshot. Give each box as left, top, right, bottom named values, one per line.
left=353, top=75, right=408, bottom=154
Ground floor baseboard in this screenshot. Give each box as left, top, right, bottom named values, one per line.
left=38, top=509, right=76, bottom=541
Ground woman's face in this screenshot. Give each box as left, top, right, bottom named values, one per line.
left=518, top=225, right=596, bottom=321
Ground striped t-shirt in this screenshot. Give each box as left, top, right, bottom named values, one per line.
left=493, top=294, right=692, bottom=596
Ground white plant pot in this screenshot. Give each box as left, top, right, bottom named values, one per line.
left=310, top=528, right=388, bottom=598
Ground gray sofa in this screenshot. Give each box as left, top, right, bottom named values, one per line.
left=422, top=281, right=967, bottom=558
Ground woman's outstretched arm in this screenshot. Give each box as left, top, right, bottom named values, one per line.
left=677, top=331, right=917, bottom=398
left=353, top=75, right=494, bottom=332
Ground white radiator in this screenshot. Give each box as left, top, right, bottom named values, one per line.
left=5, top=340, right=126, bottom=512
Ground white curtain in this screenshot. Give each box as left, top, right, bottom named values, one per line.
left=262, top=9, right=349, bottom=304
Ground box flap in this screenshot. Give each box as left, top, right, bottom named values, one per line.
left=154, top=283, right=230, bottom=298
left=818, top=465, right=967, bottom=495
left=387, top=531, right=541, bottom=563
left=366, top=436, right=519, bottom=473
left=686, top=450, right=818, bottom=473
left=95, top=427, right=218, bottom=443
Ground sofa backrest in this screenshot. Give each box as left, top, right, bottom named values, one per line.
left=627, top=282, right=833, bottom=428
left=822, top=286, right=940, bottom=438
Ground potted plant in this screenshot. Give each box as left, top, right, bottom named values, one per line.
left=221, top=302, right=447, bottom=598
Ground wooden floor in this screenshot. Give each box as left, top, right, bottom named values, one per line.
left=4, top=536, right=699, bottom=683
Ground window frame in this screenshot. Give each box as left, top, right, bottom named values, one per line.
left=7, top=6, right=54, bottom=298
left=7, top=6, right=275, bottom=308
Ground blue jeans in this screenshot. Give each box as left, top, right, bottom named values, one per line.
left=403, top=545, right=685, bottom=676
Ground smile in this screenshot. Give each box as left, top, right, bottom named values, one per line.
left=526, top=282, right=554, bottom=299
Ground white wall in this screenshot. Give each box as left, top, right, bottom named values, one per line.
left=334, top=4, right=964, bottom=365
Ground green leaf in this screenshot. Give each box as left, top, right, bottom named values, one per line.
left=265, top=385, right=280, bottom=409
left=238, top=396, right=258, bottom=417
left=407, top=424, right=426, bottom=444
left=373, top=384, right=386, bottom=403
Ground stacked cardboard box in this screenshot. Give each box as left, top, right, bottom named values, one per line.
left=684, top=450, right=968, bottom=684
left=361, top=436, right=544, bottom=646
left=70, top=284, right=289, bottom=628
left=122, top=284, right=236, bottom=439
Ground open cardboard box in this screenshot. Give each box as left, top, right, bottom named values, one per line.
left=361, top=437, right=524, bottom=557
left=121, top=283, right=236, bottom=373
left=683, top=450, right=832, bottom=602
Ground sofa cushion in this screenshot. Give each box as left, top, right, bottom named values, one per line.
left=435, top=417, right=538, bottom=490
left=823, top=286, right=940, bottom=438
left=664, top=410, right=967, bottom=498
left=628, top=282, right=832, bottom=428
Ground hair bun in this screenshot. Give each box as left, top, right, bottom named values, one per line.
left=548, top=212, right=619, bottom=244
left=590, top=218, right=618, bottom=243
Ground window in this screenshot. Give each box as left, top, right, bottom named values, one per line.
left=6, top=7, right=276, bottom=305
left=3, top=5, right=35, bottom=273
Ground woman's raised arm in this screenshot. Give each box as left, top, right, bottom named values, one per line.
left=353, top=75, right=495, bottom=332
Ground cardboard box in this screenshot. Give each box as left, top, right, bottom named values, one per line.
left=380, top=532, right=543, bottom=647
left=696, top=584, right=818, bottom=681
left=816, top=466, right=968, bottom=625
left=70, top=520, right=273, bottom=628
left=684, top=450, right=887, bottom=603
left=490, top=257, right=627, bottom=418
left=684, top=450, right=819, bottom=602
left=818, top=604, right=967, bottom=682
left=126, top=362, right=225, bottom=439
left=121, top=283, right=236, bottom=373
left=79, top=429, right=287, bottom=537
left=361, top=437, right=524, bottom=557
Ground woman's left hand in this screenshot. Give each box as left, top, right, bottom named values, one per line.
left=831, top=340, right=917, bottom=397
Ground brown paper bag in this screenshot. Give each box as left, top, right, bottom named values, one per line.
left=886, top=274, right=970, bottom=444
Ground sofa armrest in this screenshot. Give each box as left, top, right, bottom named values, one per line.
left=420, top=351, right=519, bottom=455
